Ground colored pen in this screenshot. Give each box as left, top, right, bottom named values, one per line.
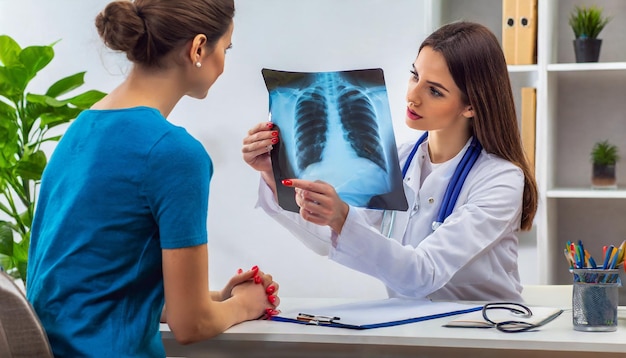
left=602, top=246, right=613, bottom=269
left=578, top=240, right=585, bottom=268
left=617, top=240, right=626, bottom=265
left=563, top=248, right=575, bottom=269
left=588, top=255, right=597, bottom=269
left=609, top=247, right=619, bottom=269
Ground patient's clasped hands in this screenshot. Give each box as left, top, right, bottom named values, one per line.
left=232, top=265, right=280, bottom=319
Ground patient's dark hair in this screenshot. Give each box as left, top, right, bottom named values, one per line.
left=95, top=0, right=234, bottom=67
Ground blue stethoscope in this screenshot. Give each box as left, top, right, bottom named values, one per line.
left=381, top=132, right=483, bottom=237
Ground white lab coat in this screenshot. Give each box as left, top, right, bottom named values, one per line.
left=256, top=137, right=524, bottom=302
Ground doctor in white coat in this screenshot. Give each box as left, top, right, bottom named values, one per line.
left=242, top=22, right=538, bottom=302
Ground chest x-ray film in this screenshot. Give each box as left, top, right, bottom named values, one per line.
left=262, top=68, right=408, bottom=213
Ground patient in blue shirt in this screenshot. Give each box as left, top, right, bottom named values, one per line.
left=28, top=108, right=210, bottom=356
left=26, top=1, right=280, bottom=357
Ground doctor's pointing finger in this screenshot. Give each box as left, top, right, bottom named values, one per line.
left=282, top=179, right=349, bottom=234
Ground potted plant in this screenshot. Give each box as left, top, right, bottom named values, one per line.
left=0, top=35, right=106, bottom=283
left=591, top=140, right=619, bottom=189
left=568, top=5, right=612, bottom=63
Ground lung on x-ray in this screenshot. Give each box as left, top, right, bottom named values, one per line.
left=262, top=68, right=408, bottom=213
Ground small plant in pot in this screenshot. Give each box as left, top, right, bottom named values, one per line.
left=591, top=140, right=619, bottom=189
left=568, top=5, right=612, bottom=63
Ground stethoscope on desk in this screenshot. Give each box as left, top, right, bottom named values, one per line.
left=380, top=132, right=483, bottom=237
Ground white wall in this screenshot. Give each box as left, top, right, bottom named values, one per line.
left=0, top=0, right=428, bottom=298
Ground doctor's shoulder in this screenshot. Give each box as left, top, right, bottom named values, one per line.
left=470, top=151, right=525, bottom=186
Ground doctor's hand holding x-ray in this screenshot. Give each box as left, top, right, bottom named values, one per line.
left=242, top=22, right=538, bottom=302
left=242, top=122, right=350, bottom=234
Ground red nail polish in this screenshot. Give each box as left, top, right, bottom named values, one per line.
left=266, top=122, right=273, bottom=129
left=265, top=285, right=275, bottom=294
left=271, top=131, right=278, bottom=137
left=271, top=137, right=278, bottom=144
left=263, top=308, right=279, bottom=319
left=237, top=268, right=243, bottom=274
left=251, top=265, right=259, bottom=273
left=268, top=295, right=276, bottom=304
left=254, top=275, right=262, bottom=284
left=282, top=179, right=292, bottom=186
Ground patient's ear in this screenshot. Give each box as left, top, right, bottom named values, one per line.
left=188, top=34, right=208, bottom=65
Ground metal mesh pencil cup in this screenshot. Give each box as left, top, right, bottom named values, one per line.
left=571, top=268, right=621, bottom=332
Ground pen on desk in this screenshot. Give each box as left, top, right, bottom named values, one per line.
left=296, top=313, right=340, bottom=324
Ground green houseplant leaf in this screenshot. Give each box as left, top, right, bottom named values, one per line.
left=569, top=5, right=612, bottom=39
left=20, top=45, right=54, bottom=81
left=0, top=222, right=14, bottom=257
left=46, top=71, right=87, bottom=98
left=591, top=140, right=619, bottom=166
left=0, top=35, right=22, bottom=67
left=0, top=34, right=106, bottom=283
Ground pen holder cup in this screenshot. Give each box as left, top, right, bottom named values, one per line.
left=571, top=268, right=621, bottom=332
left=619, top=270, right=626, bottom=306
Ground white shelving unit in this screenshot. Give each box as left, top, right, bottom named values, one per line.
left=428, top=0, right=626, bottom=285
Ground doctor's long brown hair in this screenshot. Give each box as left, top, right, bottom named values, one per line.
left=420, top=21, right=538, bottom=231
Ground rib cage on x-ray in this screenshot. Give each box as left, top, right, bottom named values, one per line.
left=263, top=67, right=408, bottom=211
left=336, top=86, right=387, bottom=172
left=294, top=87, right=328, bottom=171
left=293, top=73, right=386, bottom=174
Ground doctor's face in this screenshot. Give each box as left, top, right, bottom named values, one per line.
left=405, top=46, right=472, bottom=134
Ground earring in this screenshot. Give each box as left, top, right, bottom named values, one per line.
left=195, top=62, right=202, bottom=68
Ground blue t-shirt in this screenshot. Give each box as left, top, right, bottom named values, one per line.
left=26, top=107, right=211, bottom=357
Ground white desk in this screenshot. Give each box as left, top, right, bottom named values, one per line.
left=161, top=286, right=626, bottom=357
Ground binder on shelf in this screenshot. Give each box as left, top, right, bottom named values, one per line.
left=502, top=0, right=517, bottom=65
left=515, top=0, right=537, bottom=65
left=501, top=0, right=537, bottom=65
left=521, top=87, right=537, bottom=170
left=271, top=298, right=481, bottom=330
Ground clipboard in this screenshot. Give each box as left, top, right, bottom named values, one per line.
left=271, top=298, right=482, bottom=330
